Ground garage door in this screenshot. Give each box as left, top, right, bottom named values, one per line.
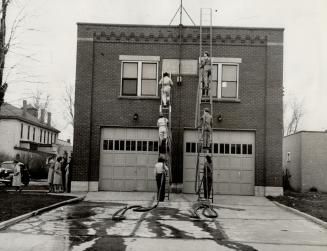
left=99, top=128, right=158, bottom=191
left=183, top=130, right=255, bottom=195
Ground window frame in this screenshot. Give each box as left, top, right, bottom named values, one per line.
left=210, top=63, right=239, bottom=100
left=120, top=60, right=159, bottom=97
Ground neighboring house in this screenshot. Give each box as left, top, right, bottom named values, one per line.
left=0, top=100, right=60, bottom=159
left=73, top=23, right=284, bottom=196
left=283, top=131, right=327, bottom=192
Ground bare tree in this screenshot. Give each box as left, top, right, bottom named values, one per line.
left=62, top=83, right=74, bottom=127
left=31, top=89, right=50, bottom=110
left=284, top=97, right=305, bottom=136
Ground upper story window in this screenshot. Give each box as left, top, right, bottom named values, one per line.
left=210, top=63, right=239, bottom=99
left=33, top=127, right=35, bottom=141
left=20, top=123, right=23, bottom=139
left=120, top=55, right=159, bottom=97
left=27, top=125, right=30, bottom=140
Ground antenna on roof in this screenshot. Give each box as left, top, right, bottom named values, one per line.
left=169, top=0, right=196, bottom=26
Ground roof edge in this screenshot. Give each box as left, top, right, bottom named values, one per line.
left=76, top=22, right=285, bottom=31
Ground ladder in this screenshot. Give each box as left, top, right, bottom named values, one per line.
left=159, top=86, right=172, bottom=200
left=194, top=8, right=214, bottom=203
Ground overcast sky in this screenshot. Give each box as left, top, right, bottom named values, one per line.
left=4, top=0, right=327, bottom=141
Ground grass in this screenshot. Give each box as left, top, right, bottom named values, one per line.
left=0, top=190, right=75, bottom=222
left=269, top=190, right=327, bottom=222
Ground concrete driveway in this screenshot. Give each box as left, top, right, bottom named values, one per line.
left=0, top=192, right=326, bottom=251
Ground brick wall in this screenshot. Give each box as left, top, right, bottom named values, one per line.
left=73, top=23, right=284, bottom=187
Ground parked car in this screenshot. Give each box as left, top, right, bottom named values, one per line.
left=0, top=161, right=30, bottom=186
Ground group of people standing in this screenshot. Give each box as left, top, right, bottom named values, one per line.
left=47, top=153, right=72, bottom=193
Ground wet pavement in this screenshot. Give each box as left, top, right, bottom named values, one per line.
left=0, top=192, right=327, bottom=251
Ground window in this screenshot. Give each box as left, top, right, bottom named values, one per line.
left=50, top=133, right=53, bottom=143
left=186, top=142, right=197, bottom=153
left=231, top=144, right=236, bottom=154
left=27, top=126, right=30, bottom=140
left=20, top=123, right=23, bottom=139
left=47, top=131, right=50, bottom=144
left=40, top=129, right=42, bottom=142
left=44, top=131, right=46, bottom=143
left=121, top=61, right=158, bottom=97
left=214, top=143, right=219, bottom=153
left=221, top=65, right=238, bottom=98
left=33, top=128, right=35, bottom=141
left=209, top=63, right=239, bottom=100
left=54, top=134, right=57, bottom=144
left=236, top=144, right=241, bottom=154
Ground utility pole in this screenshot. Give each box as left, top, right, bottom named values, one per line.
left=0, top=0, right=9, bottom=108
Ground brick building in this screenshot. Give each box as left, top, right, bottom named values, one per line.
left=72, top=23, right=284, bottom=196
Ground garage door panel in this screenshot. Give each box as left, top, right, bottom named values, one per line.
left=147, top=168, right=155, bottom=180
left=99, top=179, right=113, bottom=190
left=136, top=166, right=148, bottom=179
left=100, top=166, right=114, bottom=178
left=100, top=154, right=114, bottom=166
left=230, top=171, right=241, bottom=183
left=217, top=157, right=230, bottom=169
left=148, top=180, right=157, bottom=191
left=136, top=180, right=147, bottom=191
left=216, top=183, right=230, bottom=194
left=230, top=158, right=242, bottom=170
left=124, top=180, right=137, bottom=191
left=184, top=156, right=197, bottom=166
left=125, top=154, right=137, bottom=166
left=148, top=155, right=158, bottom=165
left=125, top=166, right=136, bottom=178
left=241, top=158, right=255, bottom=170
left=217, top=170, right=230, bottom=182
left=183, top=169, right=196, bottom=182
left=240, top=184, right=254, bottom=195
left=112, top=180, right=125, bottom=191
left=229, top=183, right=241, bottom=194
left=137, top=155, right=148, bottom=166
left=114, top=154, right=125, bottom=165
left=240, top=171, right=254, bottom=184
left=113, top=166, right=124, bottom=178
left=183, top=181, right=194, bottom=193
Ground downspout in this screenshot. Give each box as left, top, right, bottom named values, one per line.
left=263, top=36, right=268, bottom=194
left=87, top=35, right=95, bottom=192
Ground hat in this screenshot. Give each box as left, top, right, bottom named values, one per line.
left=204, top=108, right=210, bottom=112
left=204, top=51, right=209, bottom=56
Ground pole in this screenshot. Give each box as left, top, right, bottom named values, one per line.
left=0, top=0, right=8, bottom=108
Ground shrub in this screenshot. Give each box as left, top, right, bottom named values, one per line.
left=309, top=187, right=318, bottom=192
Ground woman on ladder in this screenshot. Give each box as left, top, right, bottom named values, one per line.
left=154, top=157, right=168, bottom=201
left=203, top=155, right=213, bottom=200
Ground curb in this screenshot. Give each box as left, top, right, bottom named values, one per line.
left=272, top=200, right=327, bottom=229
left=0, top=195, right=85, bottom=231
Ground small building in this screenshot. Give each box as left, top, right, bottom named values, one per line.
left=0, top=100, right=60, bottom=161
left=73, top=23, right=284, bottom=196
left=283, top=131, right=327, bottom=192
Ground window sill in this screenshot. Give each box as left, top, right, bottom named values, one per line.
left=213, top=98, right=241, bottom=103
left=118, top=95, right=160, bottom=100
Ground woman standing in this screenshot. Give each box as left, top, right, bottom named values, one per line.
left=203, top=155, right=213, bottom=200
left=53, top=157, right=63, bottom=192
left=47, top=156, right=55, bottom=192
left=12, top=160, right=23, bottom=192
left=154, top=157, right=168, bottom=202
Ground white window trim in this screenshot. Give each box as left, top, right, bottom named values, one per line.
left=120, top=60, right=159, bottom=97
left=213, top=62, right=240, bottom=100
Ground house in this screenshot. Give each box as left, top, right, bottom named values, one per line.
left=283, top=131, right=327, bottom=192
left=72, top=23, right=284, bottom=196
left=0, top=100, right=60, bottom=161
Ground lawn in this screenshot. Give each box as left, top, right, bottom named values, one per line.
left=269, top=190, right=327, bottom=222
left=0, top=191, right=75, bottom=222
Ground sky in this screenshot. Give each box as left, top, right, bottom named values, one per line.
left=3, top=0, right=327, bottom=141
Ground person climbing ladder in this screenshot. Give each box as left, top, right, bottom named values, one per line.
left=198, top=108, right=213, bottom=149
left=199, top=51, right=211, bottom=96
left=159, top=72, right=173, bottom=106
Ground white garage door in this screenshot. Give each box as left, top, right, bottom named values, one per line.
left=99, top=128, right=158, bottom=191
left=183, top=130, right=255, bottom=195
